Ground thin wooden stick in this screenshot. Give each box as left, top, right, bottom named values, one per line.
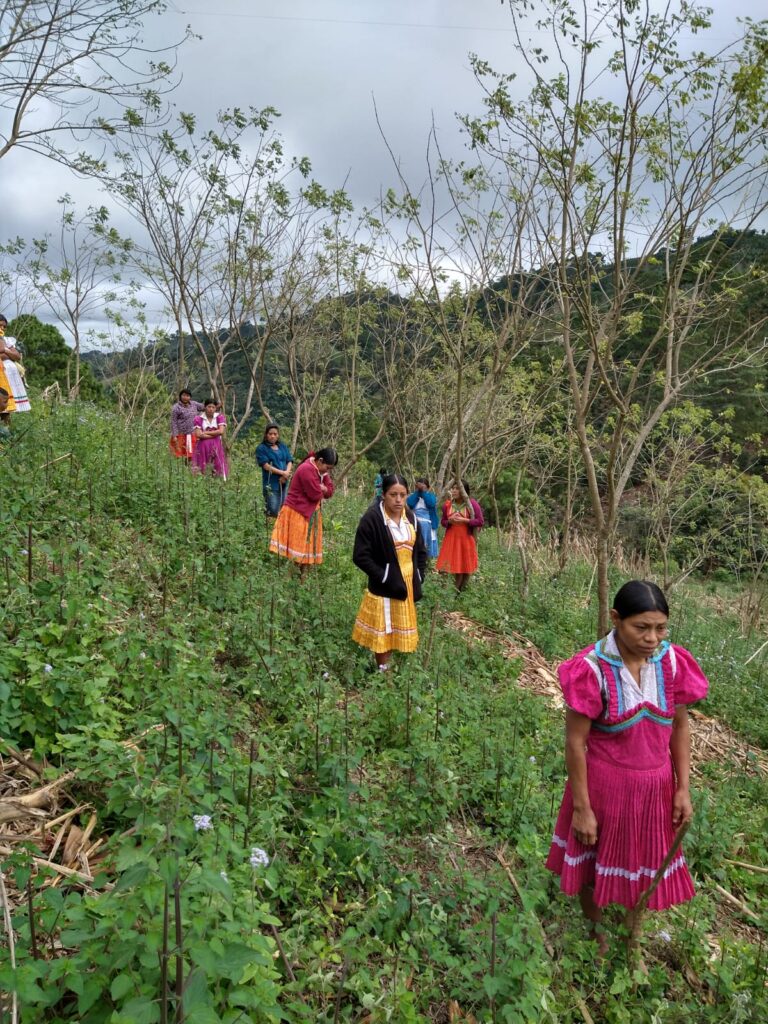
left=628, top=821, right=691, bottom=953
left=0, top=845, right=110, bottom=887
left=712, top=882, right=761, bottom=923
left=745, top=637, right=768, bottom=666
left=724, top=858, right=768, bottom=876
left=0, top=741, right=43, bottom=778
left=45, top=803, right=90, bottom=833
left=0, top=868, right=18, bottom=1023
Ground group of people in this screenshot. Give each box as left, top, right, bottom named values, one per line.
left=0, top=315, right=32, bottom=440
left=168, top=401, right=710, bottom=952
left=266, top=448, right=710, bottom=955
left=169, top=391, right=229, bottom=480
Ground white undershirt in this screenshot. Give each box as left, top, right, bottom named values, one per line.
left=591, top=630, right=677, bottom=711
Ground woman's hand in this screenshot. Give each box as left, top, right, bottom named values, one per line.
left=571, top=806, right=599, bottom=846
left=672, top=788, right=693, bottom=828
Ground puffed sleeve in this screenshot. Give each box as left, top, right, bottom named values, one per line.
left=558, top=655, right=604, bottom=719
left=671, top=645, right=709, bottom=705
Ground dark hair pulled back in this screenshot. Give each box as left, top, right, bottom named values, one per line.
left=263, top=422, right=280, bottom=442
left=315, top=447, right=338, bottom=466
left=612, top=580, right=669, bottom=619
left=382, top=473, right=408, bottom=493
left=178, top=389, right=191, bottom=399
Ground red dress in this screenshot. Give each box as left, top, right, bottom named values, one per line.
left=545, top=636, right=709, bottom=910
left=435, top=499, right=481, bottom=575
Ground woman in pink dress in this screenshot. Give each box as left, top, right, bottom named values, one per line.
left=192, top=399, right=228, bottom=480
left=545, top=580, right=708, bottom=952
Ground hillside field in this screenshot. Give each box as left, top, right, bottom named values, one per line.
left=0, top=404, right=766, bottom=1023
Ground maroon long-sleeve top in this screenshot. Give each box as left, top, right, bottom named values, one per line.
left=284, top=458, right=335, bottom=519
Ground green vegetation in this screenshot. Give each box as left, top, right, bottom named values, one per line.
left=1, top=405, right=766, bottom=1022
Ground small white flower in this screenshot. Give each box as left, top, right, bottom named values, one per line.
left=657, top=929, right=672, bottom=943
left=43, top=664, right=53, bottom=674
left=139, top=612, right=146, bottom=620
left=415, top=706, right=422, bottom=713
left=193, top=814, right=213, bottom=831
left=21, top=549, right=28, bottom=555
left=322, top=672, right=330, bottom=680
left=529, top=756, right=536, bottom=764
left=250, top=846, right=270, bottom=868
left=60, top=599, right=68, bottom=609
left=220, top=870, right=229, bottom=882
left=139, top=652, right=146, bottom=659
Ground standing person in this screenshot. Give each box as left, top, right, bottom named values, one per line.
left=0, top=316, right=31, bottom=413
left=255, top=423, right=293, bottom=518
left=545, top=581, right=709, bottom=955
left=373, top=468, right=386, bottom=501
left=191, top=399, right=229, bottom=480
left=406, top=477, right=439, bottom=559
left=435, top=480, right=484, bottom=591
left=170, top=389, right=204, bottom=460
left=269, top=448, right=337, bottom=571
left=352, top=474, right=428, bottom=672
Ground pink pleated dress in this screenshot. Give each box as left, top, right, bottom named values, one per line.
left=545, top=633, right=708, bottom=910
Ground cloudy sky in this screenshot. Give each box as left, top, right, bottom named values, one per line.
left=1, top=0, right=758, bottom=337
left=4, top=1, right=518, bottom=240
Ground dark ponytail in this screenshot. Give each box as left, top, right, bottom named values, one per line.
left=612, top=580, right=669, bottom=619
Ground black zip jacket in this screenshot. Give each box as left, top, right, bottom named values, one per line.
left=352, top=503, right=428, bottom=601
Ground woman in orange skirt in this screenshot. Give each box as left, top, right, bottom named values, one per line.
left=269, top=447, right=337, bottom=571
left=352, top=474, right=428, bottom=671
left=435, top=480, right=484, bottom=592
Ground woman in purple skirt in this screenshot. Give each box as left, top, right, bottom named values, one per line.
left=545, top=581, right=708, bottom=952
left=192, top=399, right=228, bottom=480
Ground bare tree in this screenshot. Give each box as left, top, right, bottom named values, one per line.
left=1, top=196, right=139, bottom=395
left=106, top=107, right=344, bottom=439
left=0, top=0, right=188, bottom=164
left=375, top=118, right=559, bottom=493
left=472, top=0, right=768, bottom=632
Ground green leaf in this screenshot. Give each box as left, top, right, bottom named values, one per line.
left=110, top=973, right=135, bottom=1001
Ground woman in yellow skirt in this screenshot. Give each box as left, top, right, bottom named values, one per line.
left=352, top=474, right=428, bottom=672
left=269, top=447, right=337, bottom=572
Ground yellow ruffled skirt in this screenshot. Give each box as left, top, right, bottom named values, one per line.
left=352, top=542, right=418, bottom=653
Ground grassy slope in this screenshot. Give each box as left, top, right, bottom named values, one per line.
left=0, top=404, right=766, bottom=1024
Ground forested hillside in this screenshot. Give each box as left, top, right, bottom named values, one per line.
left=1, top=405, right=766, bottom=1022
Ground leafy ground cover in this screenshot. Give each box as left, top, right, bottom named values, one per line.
left=0, top=404, right=766, bottom=1023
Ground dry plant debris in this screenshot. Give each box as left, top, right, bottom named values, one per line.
left=441, top=611, right=768, bottom=774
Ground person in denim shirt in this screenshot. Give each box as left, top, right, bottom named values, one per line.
left=256, top=423, right=294, bottom=517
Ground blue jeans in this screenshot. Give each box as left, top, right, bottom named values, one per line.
left=264, top=488, right=284, bottom=518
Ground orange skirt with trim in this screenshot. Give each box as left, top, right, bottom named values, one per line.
left=269, top=504, right=323, bottom=564
left=170, top=434, right=197, bottom=458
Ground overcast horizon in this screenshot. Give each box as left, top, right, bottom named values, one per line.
left=1, top=0, right=759, bottom=346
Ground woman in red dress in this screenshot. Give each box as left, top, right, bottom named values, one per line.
left=435, top=481, right=484, bottom=592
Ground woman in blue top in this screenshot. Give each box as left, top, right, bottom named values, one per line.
left=255, top=423, right=294, bottom=517
left=406, top=477, right=439, bottom=558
